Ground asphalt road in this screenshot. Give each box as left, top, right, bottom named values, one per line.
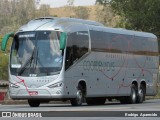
left=0, top=99, right=160, bottom=119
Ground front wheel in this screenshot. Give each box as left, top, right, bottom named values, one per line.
left=70, top=85, right=84, bottom=106
left=28, top=100, right=40, bottom=107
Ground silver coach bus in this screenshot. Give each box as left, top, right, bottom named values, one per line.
left=1, top=17, right=159, bottom=107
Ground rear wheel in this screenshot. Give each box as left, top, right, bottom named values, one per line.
left=28, top=100, right=40, bottom=107
left=127, top=84, right=137, bottom=104
left=136, top=85, right=145, bottom=103
left=70, top=85, right=84, bottom=106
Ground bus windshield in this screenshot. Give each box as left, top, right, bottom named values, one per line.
left=10, top=31, right=63, bottom=76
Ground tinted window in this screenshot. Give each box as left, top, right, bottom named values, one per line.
left=90, top=30, right=109, bottom=52
left=131, top=36, right=158, bottom=56
left=90, top=30, right=130, bottom=53
left=110, top=34, right=130, bottom=53
left=65, top=31, right=89, bottom=70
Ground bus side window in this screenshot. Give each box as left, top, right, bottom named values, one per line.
left=65, top=31, right=89, bottom=70
left=71, top=31, right=89, bottom=61
left=65, top=33, right=73, bottom=70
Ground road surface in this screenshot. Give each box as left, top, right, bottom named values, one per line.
left=0, top=99, right=160, bottom=119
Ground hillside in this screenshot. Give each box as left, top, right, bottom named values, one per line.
left=49, top=5, right=97, bottom=20
left=49, top=5, right=119, bottom=27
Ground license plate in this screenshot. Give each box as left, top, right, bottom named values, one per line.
left=29, top=91, right=38, bottom=96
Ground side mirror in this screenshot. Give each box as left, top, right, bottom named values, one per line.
left=1, top=32, right=14, bottom=51
left=60, top=32, right=67, bottom=50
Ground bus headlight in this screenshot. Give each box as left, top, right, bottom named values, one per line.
left=47, top=82, right=63, bottom=88
left=10, top=83, right=20, bottom=88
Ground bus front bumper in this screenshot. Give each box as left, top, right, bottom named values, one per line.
left=9, top=88, right=73, bottom=100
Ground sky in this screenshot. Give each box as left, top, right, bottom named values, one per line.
left=37, top=0, right=96, bottom=8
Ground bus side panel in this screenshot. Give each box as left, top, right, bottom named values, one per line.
left=81, top=52, right=132, bottom=97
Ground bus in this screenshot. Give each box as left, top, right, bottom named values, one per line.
left=1, top=17, right=159, bottom=107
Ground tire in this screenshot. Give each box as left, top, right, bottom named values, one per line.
left=28, top=100, right=40, bottom=107
left=86, top=98, right=106, bottom=105
left=127, top=84, right=137, bottom=104
left=136, top=85, right=145, bottom=103
left=70, top=85, right=84, bottom=106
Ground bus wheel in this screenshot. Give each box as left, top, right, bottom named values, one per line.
left=136, top=85, right=144, bottom=103
left=70, top=85, right=83, bottom=106
left=28, top=100, right=40, bottom=107
left=128, top=84, right=137, bottom=104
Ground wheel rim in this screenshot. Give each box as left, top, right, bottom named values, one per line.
left=138, top=88, right=144, bottom=102
left=131, top=88, right=136, bottom=103
left=76, top=90, right=83, bottom=105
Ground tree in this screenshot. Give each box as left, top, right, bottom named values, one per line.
left=96, top=0, right=110, bottom=6
left=0, top=0, right=51, bottom=35
left=38, top=4, right=50, bottom=17
left=95, top=1, right=116, bottom=26
left=0, top=36, right=12, bottom=80
left=0, top=0, right=51, bottom=80
left=97, top=0, right=160, bottom=36
left=67, top=0, right=74, bottom=6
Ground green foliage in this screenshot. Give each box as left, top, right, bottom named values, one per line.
left=95, top=0, right=117, bottom=26
left=97, top=0, right=160, bottom=36
left=95, top=5, right=116, bottom=26
left=96, top=0, right=110, bottom=6
left=0, top=0, right=51, bottom=80
left=0, top=35, right=12, bottom=80
left=110, top=0, right=160, bottom=36
left=0, top=0, right=50, bottom=35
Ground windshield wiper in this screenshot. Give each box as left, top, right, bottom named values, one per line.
left=17, top=47, right=36, bottom=76
left=33, top=47, right=51, bottom=76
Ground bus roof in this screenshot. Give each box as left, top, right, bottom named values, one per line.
left=18, top=17, right=156, bottom=39
left=18, top=17, right=103, bottom=32
left=88, top=26, right=157, bottom=39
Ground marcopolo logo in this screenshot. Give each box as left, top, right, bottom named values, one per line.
left=83, top=60, right=115, bottom=71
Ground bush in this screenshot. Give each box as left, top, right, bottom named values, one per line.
left=0, top=35, right=10, bottom=80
